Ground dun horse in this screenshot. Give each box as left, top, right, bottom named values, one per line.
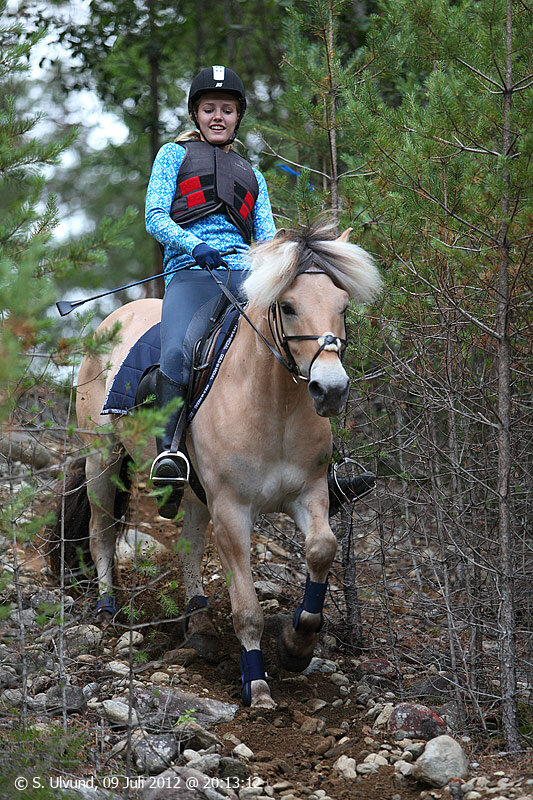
left=54, top=221, right=381, bottom=708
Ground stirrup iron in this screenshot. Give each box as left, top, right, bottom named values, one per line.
left=150, top=450, right=190, bottom=487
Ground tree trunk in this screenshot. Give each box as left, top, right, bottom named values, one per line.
left=148, top=0, right=164, bottom=298
left=325, top=7, right=339, bottom=228
left=496, top=0, right=520, bottom=753
left=339, top=505, right=362, bottom=649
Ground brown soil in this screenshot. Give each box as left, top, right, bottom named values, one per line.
left=23, top=488, right=533, bottom=800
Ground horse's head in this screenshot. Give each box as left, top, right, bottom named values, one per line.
left=244, top=220, right=382, bottom=417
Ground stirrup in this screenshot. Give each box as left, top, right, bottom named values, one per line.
left=332, top=458, right=376, bottom=502
left=150, top=450, right=190, bottom=487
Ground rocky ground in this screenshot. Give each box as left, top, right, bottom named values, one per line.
left=0, top=480, right=531, bottom=800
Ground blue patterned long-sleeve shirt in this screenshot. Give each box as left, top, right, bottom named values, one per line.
left=145, top=142, right=276, bottom=288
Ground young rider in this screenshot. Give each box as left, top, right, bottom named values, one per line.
left=145, top=66, right=276, bottom=514
left=145, top=64, right=376, bottom=518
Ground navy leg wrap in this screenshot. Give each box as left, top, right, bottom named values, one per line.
left=293, top=573, right=328, bottom=631
left=95, top=592, right=116, bottom=617
left=239, top=647, right=267, bottom=707
left=184, top=595, right=209, bottom=633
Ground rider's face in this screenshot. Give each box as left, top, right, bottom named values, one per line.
left=196, top=94, right=239, bottom=146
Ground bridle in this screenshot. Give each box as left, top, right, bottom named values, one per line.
left=203, top=265, right=348, bottom=383
left=269, top=271, right=347, bottom=382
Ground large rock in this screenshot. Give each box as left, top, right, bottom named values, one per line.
left=133, top=734, right=181, bottom=774
left=46, top=685, right=87, bottom=715
left=355, top=658, right=396, bottom=680
left=102, top=699, right=139, bottom=726
left=407, top=672, right=458, bottom=699
left=302, top=658, right=338, bottom=675
left=412, top=735, right=468, bottom=787
left=333, top=755, right=357, bottom=779
left=253, top=580, right=282, bottom=600
left=115, top=529, right=169, bottom=567
left=174, top=722, right=222, bottom=751
left=64, top=625, right=104, bottom=658
left=133, top=687, right=237, bottom=731
left=388, top=702, right=446, bottom=740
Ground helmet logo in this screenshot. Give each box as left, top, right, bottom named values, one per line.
left=212, top=65, right=225, bottom=80
left=215, top=82, right=223, bottom=87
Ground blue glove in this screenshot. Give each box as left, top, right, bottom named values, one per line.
left=192, top=243, right=224, bottom=269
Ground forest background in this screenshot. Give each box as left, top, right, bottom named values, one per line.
left=0, top=0, right=531, bottom=779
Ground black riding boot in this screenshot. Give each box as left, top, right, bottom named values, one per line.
left=150, top=370, right=190, bottom=518
left=327, top=468, right=376, bottom=516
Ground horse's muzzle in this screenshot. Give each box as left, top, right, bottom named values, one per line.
left=308, top=364, right=350, bottom=417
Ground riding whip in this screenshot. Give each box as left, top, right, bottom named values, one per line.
left=55, top=248, right=237, bottom=316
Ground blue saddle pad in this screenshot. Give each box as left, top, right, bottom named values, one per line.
left=102, top=323, right=161, bottom=416
left=102, top=310, right=238, bottom=422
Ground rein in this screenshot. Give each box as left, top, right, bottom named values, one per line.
left=203, top=263, right=347, bottom=382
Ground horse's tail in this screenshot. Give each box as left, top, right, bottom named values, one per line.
left=46, top=456, right=132, bottom=587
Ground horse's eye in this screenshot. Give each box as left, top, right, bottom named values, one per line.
left=281, top=303, right=296, bottom=317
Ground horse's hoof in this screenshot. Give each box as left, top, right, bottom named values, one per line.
left=95, top=610, right=115, bottom=626
left=277, top=617, right=318, bottom=673
left=249, top=679, right=276, bottom=709
left=277, top=634, right=315, bottom=672
left=184, top=631, right=221, bottom=662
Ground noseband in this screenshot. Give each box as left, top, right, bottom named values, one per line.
left=269, top=270, right=348, bottom=383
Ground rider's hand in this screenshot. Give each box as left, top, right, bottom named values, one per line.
left=192, top=243, right=224, bottom=269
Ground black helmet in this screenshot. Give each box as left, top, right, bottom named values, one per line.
left=188, top=65, right=247, bottom=143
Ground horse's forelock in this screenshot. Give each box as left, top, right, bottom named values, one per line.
left=243, top=222, right=381, bottom=309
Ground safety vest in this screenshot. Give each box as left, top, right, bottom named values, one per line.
left=170, top=140, right=259, bottom=244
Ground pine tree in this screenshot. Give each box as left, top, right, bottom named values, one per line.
left=340, top=0, right=532, bottom=751
left=259, top=0, right=374, bottom=227
left=270, top=0, right=531, bottom=749
left=0, top=10, right=135, bottom=421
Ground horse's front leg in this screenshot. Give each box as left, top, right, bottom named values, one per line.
left=278, top=493, right=338, bottom=672
left=212, top=500, right=275, bottom=709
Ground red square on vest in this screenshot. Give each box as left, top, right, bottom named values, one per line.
left=187, top=190, right=206, bottom=208
left=239, top=203, right=250, bottom=220
left=180, top=176, right=202, bottom=196
left=244, top=191, right=255, bottom=210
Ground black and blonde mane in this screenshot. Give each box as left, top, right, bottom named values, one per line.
left=243, top=219, right=382, bottom=309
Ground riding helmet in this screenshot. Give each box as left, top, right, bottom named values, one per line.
left=188, top=66, right=247, bottom=142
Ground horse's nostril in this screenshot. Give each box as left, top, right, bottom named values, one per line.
left=308, top=380, right=325, bottom=400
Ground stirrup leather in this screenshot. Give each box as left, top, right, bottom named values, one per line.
left=150, top=450, right=190, bottom=486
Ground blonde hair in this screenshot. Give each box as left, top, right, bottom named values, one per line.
left=175, top=129, right=201, bottom=143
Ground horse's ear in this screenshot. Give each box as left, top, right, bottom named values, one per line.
left=274, top=228, right=287, bottom=239
left=337, top=227, right=353, bottom=242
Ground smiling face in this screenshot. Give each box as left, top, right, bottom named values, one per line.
left=195, top=93, right=239, bottom=146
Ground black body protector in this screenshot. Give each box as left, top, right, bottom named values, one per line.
left=170, top=140, right=259, bottom=244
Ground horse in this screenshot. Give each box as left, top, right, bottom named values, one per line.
left=55, top=220, right=381, bottom=708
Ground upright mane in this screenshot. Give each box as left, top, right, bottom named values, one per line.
left=243, top=219, right=382, bottom=310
